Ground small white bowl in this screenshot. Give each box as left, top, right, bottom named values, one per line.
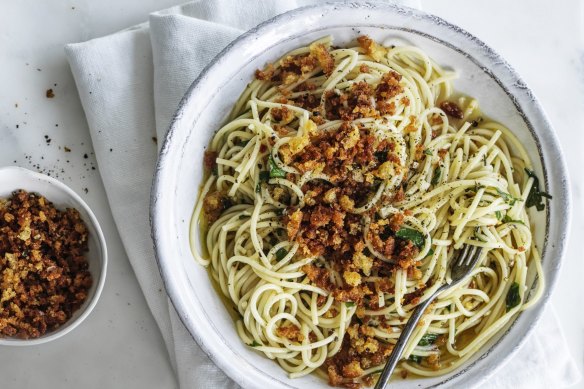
left=0, top=166, right=107, bottom=346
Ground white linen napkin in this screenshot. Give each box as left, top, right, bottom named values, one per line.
left=64, top=1, right=581, bottom=388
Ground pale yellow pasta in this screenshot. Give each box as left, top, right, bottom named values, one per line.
left=189, top=36, right=544, bottom=385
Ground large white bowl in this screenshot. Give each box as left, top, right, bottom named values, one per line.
left=0, top=166, right=107, bottom=346
left=151, top=2, right=571, bottom=388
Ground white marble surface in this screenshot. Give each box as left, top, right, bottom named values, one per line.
left=0, top=0, right=582, bottom=388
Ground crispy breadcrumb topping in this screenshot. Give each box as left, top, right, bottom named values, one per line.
left=207, top=36, right=431, bottom=388
left=0, top=190, right=92, bottom=339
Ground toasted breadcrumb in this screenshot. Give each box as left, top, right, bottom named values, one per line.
left=0, top=190, right=91, bottom=339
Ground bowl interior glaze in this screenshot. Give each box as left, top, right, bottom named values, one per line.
left=151, top=2, right=570, bottom=388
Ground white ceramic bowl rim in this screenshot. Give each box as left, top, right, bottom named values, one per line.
left=151, top=1, right=571, bottom=388
left=0, top=166, right=108, bottom=346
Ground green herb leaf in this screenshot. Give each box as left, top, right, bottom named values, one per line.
left=431, top=166, right=442, bottom=186
left=259, top=171, right=270, bottom=182
left=524, top=168, right=552, bottom=211
left=502, top=215, right=525, bottom=226
left=423, top=149, right=433, bottom=156
left=495, top=210, right=502, bottom=220
left=409, top=355, right=422, bottom=364
left=255, top=183, right=261, bottom=193
left=506, top=282, right=521, bottom=311
left=250, top=340, right=262, bottom=347
left=374, top=150, right=388, bottom=163
left=275, top=248, right=288, bottom=261
left=345, top=302, right=355, bottom=308
left=395, top=227, right=425, bottom=248
left=240, top=140, right=250, bottom=147
left=418, top=333, right=438, bottom=347
left=269, top=155, right=286, bottom=178
left=496, top=188, right=521, bottom=206
left=425, top=248, right=435, bottom=258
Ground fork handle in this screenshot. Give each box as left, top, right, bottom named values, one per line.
left=374, top=286, right=446, bottom=389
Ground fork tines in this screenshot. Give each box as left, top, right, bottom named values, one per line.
left=457, top=245, right=483, bottom=267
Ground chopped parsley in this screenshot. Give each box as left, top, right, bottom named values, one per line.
left=431, top=166, right=442, bottom=186
left=409, top=355, right=422, bottom=363
left=269, top=155, right=286, bottom=178
left=524, top=168, right=552, bottom=211
left=345, top=302, right=356, bottom=308
left=374, top=150, right=388, bottom=163
left=275, top=248, right=288, bottom=261
left=423, top=148, right=433, bottom=156
left=496, top=188, right=521, bottom=206
left=506, top=282, right=521, bottom=311
left=502, top=215, right=525, bottom=226
left=495, top=210, right=503, bottom=220
left=250, top=340, right=262, bottom=347
left=259, top=171, right=270, bottom=182
left=396, top=227, right=425, bottom=248
left=418, top=333, right=438, bottom=347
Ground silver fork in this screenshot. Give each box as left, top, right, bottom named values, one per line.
left=374, top=245, right=484, bottom=389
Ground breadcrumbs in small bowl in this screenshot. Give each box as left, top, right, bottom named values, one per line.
left=0, top=166, right=107, bottom=345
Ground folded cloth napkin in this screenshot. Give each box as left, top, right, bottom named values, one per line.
left=65, top=1, right=581, bottom=388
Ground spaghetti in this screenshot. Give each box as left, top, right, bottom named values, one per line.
left=190, top=36, right=547, bottom=387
